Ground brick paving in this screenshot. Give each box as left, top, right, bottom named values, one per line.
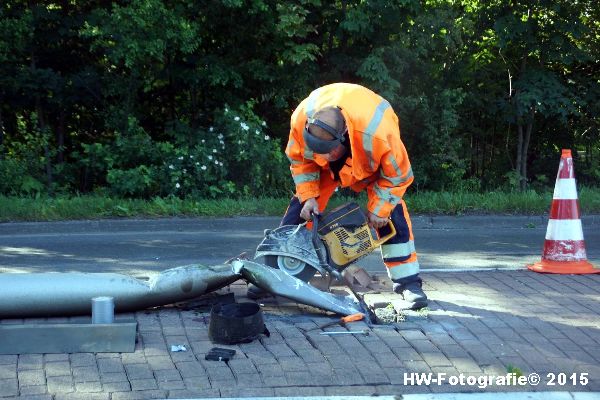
left=1, top=269, right=599, bottom=399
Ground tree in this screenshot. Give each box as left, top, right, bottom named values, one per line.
left=464, top=0, right=594, bottom=190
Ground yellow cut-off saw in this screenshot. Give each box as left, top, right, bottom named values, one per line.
left=255, top=202, right=396, bottom=283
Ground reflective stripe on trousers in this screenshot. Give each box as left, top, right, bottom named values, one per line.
left=378, top=200, right=420, bottom=281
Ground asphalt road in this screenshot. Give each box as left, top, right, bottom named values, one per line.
left=0, top=215, right=598, bottom=277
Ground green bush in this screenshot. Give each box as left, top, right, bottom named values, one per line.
left=215, top=103, right=291, bottom=197
left=0, top=114, right=58, bottom=196
left=0, top=157, right=44, bottom=195
left=400, top=88, right=468, bottom=191
left=107, top=165, right=157, bottom=197
left=77, top=106, right=291, bottom=198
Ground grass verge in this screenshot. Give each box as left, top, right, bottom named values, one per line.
left=1, top=187, right=599, bottom=222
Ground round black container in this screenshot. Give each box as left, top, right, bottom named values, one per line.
left=208, top=302, right=268, bottom=344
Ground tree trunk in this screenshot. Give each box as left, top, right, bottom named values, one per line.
left=505, top=123, right=514, bottom=169
left=513, top=55, right=530, bottom=191
left=339, top=0, right=348, bottom=51
left=31, top=51, right=53, bottom=194
left=0, top=100, right=4, bottom=159
left=57, top=108, right=65, bottom=164
left=122, top=71, right=138, bottom=133
left=167, top=55, right=176, bottom=126
left=516, top=123, right=523, bottom=188
left=37, top=107, right=54, bottom=195
left=519, top=107, right=535, bottom=191
left=514, top=108, right=535, bottom=191
left=190, top=88, right=199, bottom=130
left=489, top=120, right=496, bottom=171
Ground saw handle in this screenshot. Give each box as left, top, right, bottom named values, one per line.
left=303, top=312, right=364, bottom=332
left=341, top=313, right=365, bottom=323
left=311, top=212, right=343, bottom=281
left=372, top=220, right=397, bottom=246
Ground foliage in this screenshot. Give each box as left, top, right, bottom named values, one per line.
left=0, top=0, right=598, bottom=199
left=77, top=107, right=290, bottom=198
left=0, top=114, right=52, bottom=195
left=457, top=0, right=599, bottom=189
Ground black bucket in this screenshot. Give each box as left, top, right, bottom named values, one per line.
left=208, top=302, right=269, bottom=344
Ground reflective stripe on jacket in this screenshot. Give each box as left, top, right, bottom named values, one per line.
left=286, top=83, right=414, bottom=218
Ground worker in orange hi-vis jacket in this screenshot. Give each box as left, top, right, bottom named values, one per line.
left=248, top=83, right=427, bottom=309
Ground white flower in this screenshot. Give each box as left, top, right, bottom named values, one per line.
left=255, top=129, right=260, bottom=135
left=183, top=168, right=187, bottom=174
left=219, top=161, right=223, bottom=166
left=168, top=164, right=174, bottom=170
left=264, top=135, right=270, bottom=140
left=240, top=122, right=249, bottom=131
left=214, top=160, right=219, bottom=165
left=189, top=155, right=194, bottom=159
left=175, top=183, right=180, bottom=189
left=201, top=165, right=207, bottom=170
left=209, top=127, right=214, bottom=132
left=261, top=121, right=267, bottom=126
left=217, top=133, right=224, bottom=140
left=208, top=155, right=213, bottom=160
left=201, top=139, right=205, bottom=143
left=238, top=140, right=242, bottom=144
left=225, top=107, right=229, bottom=113
left=178, top=156, right=183, bottom=160
left=212, top=148, right=217, bottom=153
left=234, top=116, right=240, bottom=121
left=219, top=140, right=224, bottom=145
left=195, top=162, right=200, bottom=166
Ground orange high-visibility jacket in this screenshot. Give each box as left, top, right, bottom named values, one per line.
left=286, top=83, right=414, bottom=218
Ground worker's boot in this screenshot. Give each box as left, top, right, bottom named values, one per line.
left=246, top=283, right=271, bottom=300
left=393, top=278, right=428, bottom=310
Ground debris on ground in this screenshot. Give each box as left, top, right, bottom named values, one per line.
left=170, top=344, right=187, bottom=352
left=320, top=329, right=369, bottom=336
left=340, top=267, right=428, bottom=324
left=374, top=306, right=397, bottom=324
left=205, top=347, right=236, bottom=362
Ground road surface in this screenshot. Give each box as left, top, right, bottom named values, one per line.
left=1, top=215, right=598, bottom=277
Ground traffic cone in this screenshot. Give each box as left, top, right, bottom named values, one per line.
left=528, top=149, right=599, bottom=274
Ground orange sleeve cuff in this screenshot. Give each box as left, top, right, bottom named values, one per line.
left=297, top=187, right=320, bottom=203
left=367, top=198, right=394, bottom=219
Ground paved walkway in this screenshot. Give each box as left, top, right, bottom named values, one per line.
left=1, top=269, right=599, bottom=399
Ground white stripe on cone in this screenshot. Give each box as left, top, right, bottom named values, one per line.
left=545, top=219, right=584, bottom=241
left=552, top=178, right=578, bottom=200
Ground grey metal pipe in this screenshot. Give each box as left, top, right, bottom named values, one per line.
left=0, top=261, right=362, bottom=318
left=0, top=264, right=240, bottom=318
left=233, top=260, right=362, bottom=316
